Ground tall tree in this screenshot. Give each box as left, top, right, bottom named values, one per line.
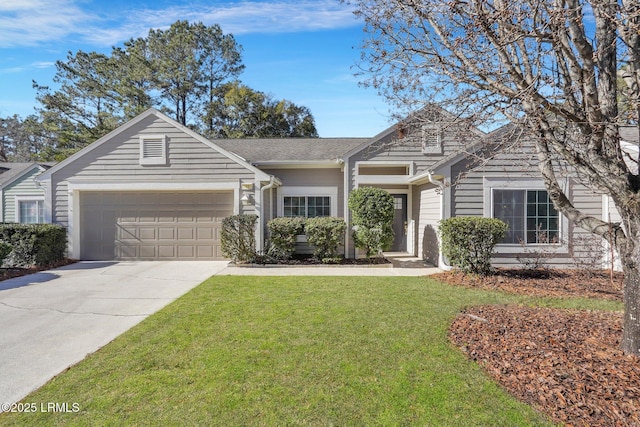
left=349, top=0, right=640, bottom=355
left=207, top=82, right=318, bottom=138
left=0, top=115, right=54, bottom=162
left=34, top=51, right=123, bottom=158
left=146, top=20, right=243, bottom=126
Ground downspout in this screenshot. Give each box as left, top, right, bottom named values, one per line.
left=428, top=171, right=452, bottom=271
left=259, top=176, right=278, bottom=252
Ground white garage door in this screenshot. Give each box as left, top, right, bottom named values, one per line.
left=80, top=191, right=234, bottom=260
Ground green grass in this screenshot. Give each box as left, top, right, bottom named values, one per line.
left=1, top=276, right=620, bottom=426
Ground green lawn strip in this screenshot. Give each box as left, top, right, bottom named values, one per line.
left=1, top=276, right=577, bottom=426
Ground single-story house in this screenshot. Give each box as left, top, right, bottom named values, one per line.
left=36, top=108, right=629, bottom=269
left=0, top=162, right=53, bottom=223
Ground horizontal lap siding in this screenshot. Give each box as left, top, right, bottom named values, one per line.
left=348, top=129, right=480, bottom=190
left=51, top=115, right=257, bottom=225
left=2, top=168, right=43, bottom=222
left=571, top=186, right=608, bottom=269
left=449, top=144, right=607, bottom=269
left=262, top=168, right=345, bottom=219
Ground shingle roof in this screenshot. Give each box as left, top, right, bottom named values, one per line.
left=0, top=163, right=53, bottom=187
left=213, top=138, right=370, bottom=163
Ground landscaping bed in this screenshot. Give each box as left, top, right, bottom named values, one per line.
left=0, top=259, right=76, bottom=282
left=440, top=269, right=637, bottom=427
left=243, top=254, right=391, bottom=266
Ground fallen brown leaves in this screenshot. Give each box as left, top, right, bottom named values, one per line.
left=432, top=268, right=623, bottom=301
left=440, top=269, right=639, bottom=426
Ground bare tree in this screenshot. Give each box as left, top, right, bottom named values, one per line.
left=348, top=0, right=640, bottom=355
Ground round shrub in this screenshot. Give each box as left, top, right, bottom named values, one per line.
left=305, top=217, right=346, bottom=263
left=267, top=217, right=306, bottom=261
left=438, top=216, right=508, bottom=275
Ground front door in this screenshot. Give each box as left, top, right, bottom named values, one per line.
left=391, top=194, right=407, bottom=252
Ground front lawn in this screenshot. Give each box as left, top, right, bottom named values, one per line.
left=1, top=276, right=588, bottom=426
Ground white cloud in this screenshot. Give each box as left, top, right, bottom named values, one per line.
left=0, top=0, right=359, bottom=48
left=0, top=0, right=96, bottom=48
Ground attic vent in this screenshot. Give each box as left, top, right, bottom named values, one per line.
left=140, top=135, right=167, bottom=165
left=422, top=124, right=443, bottom=154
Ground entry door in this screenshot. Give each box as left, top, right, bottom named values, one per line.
left=391, top=194, right=408, bottom=252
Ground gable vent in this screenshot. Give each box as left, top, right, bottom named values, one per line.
left=421, top=124, right=443, bottom=154
left=139, top=135, right=167, bottom=165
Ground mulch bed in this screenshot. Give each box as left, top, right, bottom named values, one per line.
left=438, top=268, right=639, bottom=426
left=0, top=259, right=77, bottom=282
left=245, top=254, right=391, bottom=266
left=432, top=268, right=624, bottom=301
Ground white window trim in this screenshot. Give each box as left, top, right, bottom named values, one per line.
left=14, top=195, right=45, bottom=224
left=139, top=134, right=168, bottom=166
left=483, top=177, right=569, bottom=254
left=277, top=186, right=338, bottom=218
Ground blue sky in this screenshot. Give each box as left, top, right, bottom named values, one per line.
left=0, top=0, right=393, bottom=137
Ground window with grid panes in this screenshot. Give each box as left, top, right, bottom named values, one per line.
left=493, top=189, right=559, bottom=244
left=283, top=196, right=330, bottom=218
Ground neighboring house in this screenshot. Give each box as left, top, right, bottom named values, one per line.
left=0, top=163, right=53, bottom=224
left=36, top=108, right=628, bottom=269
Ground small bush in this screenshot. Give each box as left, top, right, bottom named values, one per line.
left=0, top=223, right=67, bottom=267
left=438, top=217, right=507, bottom=275
left=267, top=217, right=306, bottom=260
left=305, top=217, right=346, bottom=263
left=348, top=187, right=395, bottom=257
left=221, top=214, right=258, bottom=263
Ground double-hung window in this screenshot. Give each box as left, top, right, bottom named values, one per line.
left=17, top=199, right=45, bottom=224
left=278, top=186, right=338, bottom=219
left=283, top=196, right=331, bottom=218
left=492, top=189, right=559, bottom=244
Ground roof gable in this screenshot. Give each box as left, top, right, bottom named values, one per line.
left=0, top=163, right=51, bottom=190
left=37, top=109, right=271, bottom=182
left=341, top=105, right=486, bottom=160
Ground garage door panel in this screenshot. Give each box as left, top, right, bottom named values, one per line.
left=177, top=228, right=194, bottom=240
left=139, top=227, right=157, bottom=240
left=197, top=245, right=213, bottom=258
left=117, top=225, right=138, bottom=240
left=177, top=246, right=194, bottom=258
left=158, top=228, right=175, bottom=240
left=197, top=228, right=213, bottom=239
left=139, top=246, right=157, bottom=258
left=80, top=191, right=233, bottom=260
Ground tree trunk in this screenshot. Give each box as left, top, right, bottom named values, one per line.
left=622, top=241, right=640, bottom=356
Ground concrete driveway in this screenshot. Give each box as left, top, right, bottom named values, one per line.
left=0, top=261, right=228, bottom=408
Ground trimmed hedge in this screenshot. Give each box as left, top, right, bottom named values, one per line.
left=221, top=214, right=258, bottom=263
left=348, top=187, right=395, bottom=257
left=267, top=217, right=306, bottom=261
left=0, top=223, right=67, bottom=267
left=438, top=217, right=507, bottom=275
left=305, top=217, right=346, bottom=263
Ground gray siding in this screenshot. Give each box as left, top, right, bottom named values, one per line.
left=2, top=167, right=45, bottom=222
left=261, top=167, right=345, bottom=255
left=349, top=126, right=480, bottom=180
left=448, top=149, right=609, bottom=269
left=262, top=167, right=345, bottom=221
left=50, top=114, right=258, bottom=228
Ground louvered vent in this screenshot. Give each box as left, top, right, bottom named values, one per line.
left=422, top=125, right=442, bottom=154
left=139, top=135, right=167, bottom=165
